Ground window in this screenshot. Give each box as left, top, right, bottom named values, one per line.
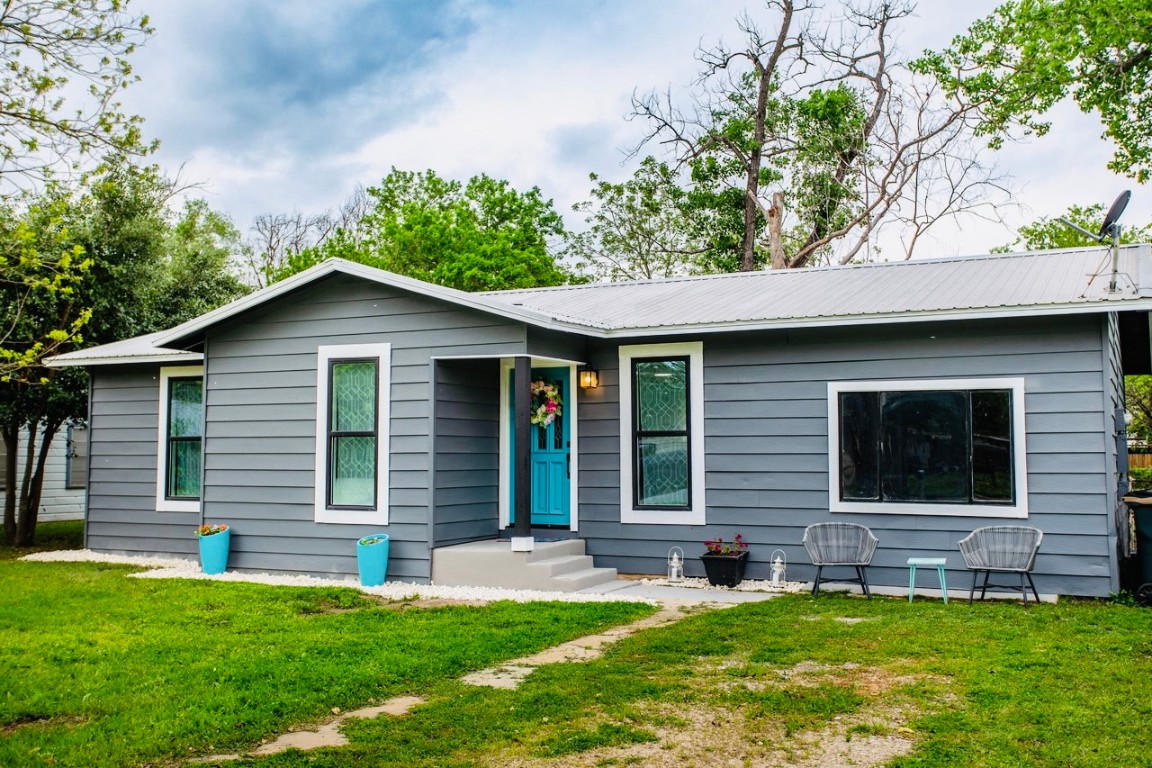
left=66, top=424, right=88, bottom=489
left=619, top=342, right=704, bottom=525
left=315, top=344, right=391, bottom=524
left=156, top=366, right=204, bottom=513
left=828, top=378, right=1028, bottom=518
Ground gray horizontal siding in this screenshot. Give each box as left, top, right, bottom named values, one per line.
left=87, top=365, right=198, bottom=556
left=577, top=315, right=1120, bottom=597
left=431, top=359, right=501, bottom=548
left=198, top=275, right=526, bottom=581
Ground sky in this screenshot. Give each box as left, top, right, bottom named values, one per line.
left=118, top=0, right=1151, bottom=259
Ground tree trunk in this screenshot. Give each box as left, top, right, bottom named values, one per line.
left=14, top=417, right=61, bottom=547
left=767, top=192, right=786, bottom=269
left=2, top=424, right=17, bottom=545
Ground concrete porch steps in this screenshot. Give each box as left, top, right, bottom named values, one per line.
left=431, top=539, right=619, bottom=593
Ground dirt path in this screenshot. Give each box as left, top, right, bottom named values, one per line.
left=192, top=600, right=713, bottom=763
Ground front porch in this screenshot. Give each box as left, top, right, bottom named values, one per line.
left=430, top=354, right=600, bottom=589
left=430, top=538, right=621, bottom=592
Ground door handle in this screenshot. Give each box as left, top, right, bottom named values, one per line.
left=566, top=454, right=571, bottom=479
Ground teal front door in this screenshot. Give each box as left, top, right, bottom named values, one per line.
left=510, top=366, right=571, bottom=527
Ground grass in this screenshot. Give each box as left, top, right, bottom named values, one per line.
left=0, top=527, right=653, bottom=767
left=6, top=523, right=1152, bottom=767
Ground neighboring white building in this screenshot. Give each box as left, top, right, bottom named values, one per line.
left=1, top=424, right=87, bottom=522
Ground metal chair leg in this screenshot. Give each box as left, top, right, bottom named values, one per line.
left=969, top=570, right=979, bottom=604
left=1026, top=572, right=1040, bottom=604
left=1020, top=571, right=1029, bottom=607
left=857, top=566, right=872, bottom=599
left=812, top=565, right=823, bottom=597
left=979, top=570, right=991, bottom=601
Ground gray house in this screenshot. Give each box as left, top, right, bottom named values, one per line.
left=51, top=245, right=1152, bottom=597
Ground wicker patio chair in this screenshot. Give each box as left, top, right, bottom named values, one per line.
left=957, top=525, right=1043, bottom=606
left=802, top=522, right=879, bottom=598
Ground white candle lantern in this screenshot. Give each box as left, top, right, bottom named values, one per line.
left=770, top=549, right=787, bottom=587
left=667, top=546, right=685, bottom=582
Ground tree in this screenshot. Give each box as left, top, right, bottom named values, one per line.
left=632, top=0, right=1007, bottom=271
left=923, top=0, right=1152, bottom=182
left=0, top=193, right=90, bottom=380
left=272, top=169, right=572, bottom=292
left=0, top=189, right=91, bottom=545
left=0, top=1, right=152, bottom=380
left=2, top=164, right=249, bottom=546
left=0, top=1, right=154, bottom=192
left=566, top=157, right=707, bottom=281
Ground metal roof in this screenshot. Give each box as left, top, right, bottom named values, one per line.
left=481, top=245, right=1152, bottom=335
left=49, top=331, right=203, bottom=367
left=45, top=245, right=1152, bottom=367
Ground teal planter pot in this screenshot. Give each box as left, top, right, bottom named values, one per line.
left=198, top=528, right=231, bottom=575
left=357, top=534, right=390, bottom=587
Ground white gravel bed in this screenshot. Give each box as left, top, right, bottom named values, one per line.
left=640, top=576, right=808, bottom=594
left=21, top=549, right=657, bottom=605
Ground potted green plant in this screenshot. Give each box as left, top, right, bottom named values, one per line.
left=196, top=524, right=231, bottom=575
left=356, top=533, right=390, bottom=586
left=700, top=533, right=749, bottom=587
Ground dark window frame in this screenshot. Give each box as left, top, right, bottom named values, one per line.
left=837, top=387, right=1016, bottom=507
left=164, top=376, right=203, bottom=501
left=326, top=357, right=380, bottom=511
left=631, top=355, right=691, bottom=510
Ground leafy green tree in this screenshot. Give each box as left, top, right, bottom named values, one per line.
left=922, top=0, right=1152, bottom=181
left=633, top=1, right=1005, bottom=271
left=2, top=165, right=249, bottom=546
left=0, top=1, right=153, bottom=381
left=0, top=0, right=154, bottom=190
left=273, top=169, right=571, bottom=291
left=1127, top=376, right=1152, bottom=447
left=567, top=157, right=707, bottom=281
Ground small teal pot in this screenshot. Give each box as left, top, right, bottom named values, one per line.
left=357, top=534, right=390, bottom=587
left=198, top=528, right=231, bottom=575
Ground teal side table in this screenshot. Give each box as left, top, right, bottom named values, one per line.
left=907, top=557, right=948, bottom=603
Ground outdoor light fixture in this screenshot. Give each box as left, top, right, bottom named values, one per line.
left=579, top=367, right=599, bottom=389
left=667, top=546, right=685, bottom=582
left=770, top=549, right=787, bottom=587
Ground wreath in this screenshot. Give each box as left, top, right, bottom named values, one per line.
left=530, top=379, right=563, bottom=427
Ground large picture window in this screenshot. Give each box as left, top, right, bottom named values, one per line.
left=315, top=344, right=391, bottom=524
left=156, top=366, right=204, bottom=513
left=828, top=378, right=1028, bottom=518
left=619, top=342, right=705, bottom=525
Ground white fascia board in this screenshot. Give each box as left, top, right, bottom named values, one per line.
left=48, top=352, right=203, bottom=368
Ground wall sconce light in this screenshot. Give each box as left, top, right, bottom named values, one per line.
left=579, top=367, right=599, bottom=389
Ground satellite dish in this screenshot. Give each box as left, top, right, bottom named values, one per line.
left=1099, top=190, right=1131, bottom=239
left=1054, top=190, right=1134, bottom=294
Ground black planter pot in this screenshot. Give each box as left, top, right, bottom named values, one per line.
left=700, top=551, right=749, bottom=587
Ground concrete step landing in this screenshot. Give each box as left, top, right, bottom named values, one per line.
left=431, top=539, right=618, bottom=592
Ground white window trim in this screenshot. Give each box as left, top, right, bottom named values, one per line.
left=619, top=342, right=705, bottom=525
left=827, top=377, right=1029, bottom=518
left=314, top=343, right=391, bottom=525
left=155, top=365, right=204, bottom=513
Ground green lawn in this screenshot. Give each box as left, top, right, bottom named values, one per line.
left=5, top=524, right=1152, bottom=767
